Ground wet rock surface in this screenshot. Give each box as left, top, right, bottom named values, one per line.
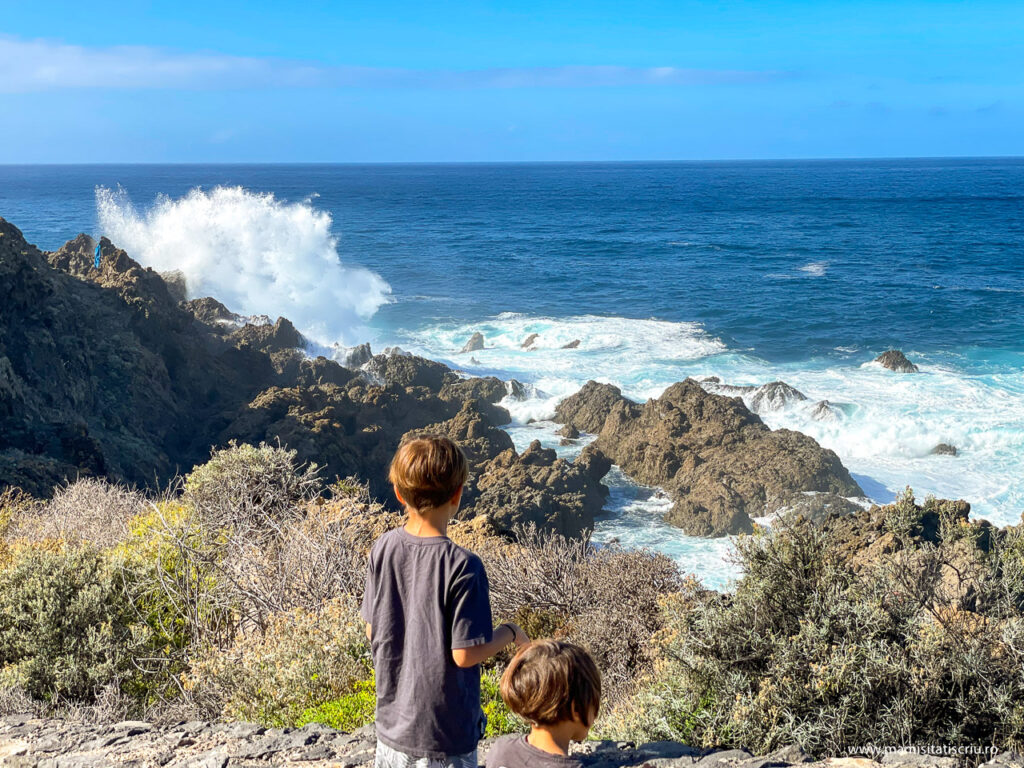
left=0, top=716, right=1010, bottom=768
left=874, top=350, right=920, bottom=373
left=555, top=379, right=862, bottom=537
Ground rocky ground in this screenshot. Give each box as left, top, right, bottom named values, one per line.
left=2, top=716, right=1018, bottom=768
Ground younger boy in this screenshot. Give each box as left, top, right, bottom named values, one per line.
left=362, top=434, right=529, bottom=768
left=486, top=640, right=602, bottom=768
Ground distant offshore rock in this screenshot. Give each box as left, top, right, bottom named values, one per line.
left=521, top=333, right=539, bottom=348
left=561, top=339, right=581, bottom=349
left=931, top=443, right=958, bottom=456
left=875, top=349, right=920, bottom=372
left=460, top=331, right=485, bottom=353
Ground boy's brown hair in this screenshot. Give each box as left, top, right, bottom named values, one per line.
left=499, top=640, right=601, bottom=726
left=388, top=434, right=469, bottom=512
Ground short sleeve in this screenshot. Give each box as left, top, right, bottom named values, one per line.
left=450, top=557, right=493, bottom=649
left=360, top=551, right=376, bottom=624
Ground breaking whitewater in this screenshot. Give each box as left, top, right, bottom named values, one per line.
left=96, top=184, right=1024, bottom=590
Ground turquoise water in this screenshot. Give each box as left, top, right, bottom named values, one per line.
left=2, top=160, right=1022, bottom=588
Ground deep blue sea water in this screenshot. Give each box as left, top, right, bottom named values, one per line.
left=2, top=160, right=1022, bottom=587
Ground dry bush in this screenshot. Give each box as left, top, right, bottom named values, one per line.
left=183, top=441, right=321, bottom=535
left=486, top=523, right=682, bottom=705
left=601, top=506, right=1024, bottom=762
left=184, top=596, right=370, bottom=727
left=8, top=478, right=145, bottom=548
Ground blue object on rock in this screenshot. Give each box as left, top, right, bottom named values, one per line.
left=94, top=243, right=101, bottom=269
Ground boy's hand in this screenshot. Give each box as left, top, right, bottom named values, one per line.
left=507, top=623, right=530, bottom=648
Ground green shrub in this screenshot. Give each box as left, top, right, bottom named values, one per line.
left=603, top=507, right=1024, bottom=760
left=297, top=679, right=376, bottom=732
left=184, top=596, right=370, bottom=726
left=481, top=665, right=526, bottom=737
left=0, top=547, right=142, bottom=702
left=183, top=441, right=321, bottom=533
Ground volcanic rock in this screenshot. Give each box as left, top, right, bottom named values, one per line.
left=506, top=379, right=528, bottom=400
left=229, top=317, right=305, bottom=354
left=554, top=381, right=629, bottom=434
left=184, top=297, right=240, bottom=326
left=875, top=350, right=919, bottom=373
left=521, top=333, right=539, bottom=348
left=556, top=423, right=580, bottom=439
left=460, top=332, right=485, bottom=353
left=810, top=399, right=842, bottom=421
left=749, top=381, right=808, bottom=412
left=340, top=342, right=373, bottom=369
left=561, top=339, right=582, bottom=349
left=931, top=443, right=958, bottom=456
left=555, top=378, right=863, bottom=537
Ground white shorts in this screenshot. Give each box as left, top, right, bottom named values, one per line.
left=375, top=739, right=478, bottom=768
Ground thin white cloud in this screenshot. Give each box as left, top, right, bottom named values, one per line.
left=0, top=35, right=788, bottom=93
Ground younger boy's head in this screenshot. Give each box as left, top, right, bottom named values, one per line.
left=389, top=434, right=468, bottom=513
left=500, top=640, right=601, bottom=738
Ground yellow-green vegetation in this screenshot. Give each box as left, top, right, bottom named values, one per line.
left=481, top=666, right=526, bottom=737
left=297, top=679, right=377, bottom=732
left=185, top=597, right=370, bottom=727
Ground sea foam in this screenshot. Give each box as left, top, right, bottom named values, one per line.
left=96, top=185, right=391, bottom=345
left=400, top=315, right=1024, bottom=530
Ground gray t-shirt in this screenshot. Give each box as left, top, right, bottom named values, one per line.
left=486, top=735, right=584, bottom=768
left=361, top=527, right=493, bottom=758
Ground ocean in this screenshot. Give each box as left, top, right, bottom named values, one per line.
left=2, top=159, right=1022, bottom=588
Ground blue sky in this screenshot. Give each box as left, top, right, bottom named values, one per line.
left=1, top=0, right=1021, bottom=162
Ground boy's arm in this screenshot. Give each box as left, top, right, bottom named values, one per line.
left=365, top=622, right=372, bottom=641
left=452, top=623, right=528, bottom=668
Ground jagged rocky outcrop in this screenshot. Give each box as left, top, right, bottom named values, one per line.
left=460, top=332, right=485, bottom=353
left=1, top=223, right=279, bottom=495
left=554, top=380, right=863, bottom=537
left=0, top=715, right=1010, bottom=768
left=931, top=443, right=958, bottom=456
left=698, top=378, right=809, bottom=415
left=0, top=219, right=606, bottom=535
left=875, top=349, right=919, bottom=373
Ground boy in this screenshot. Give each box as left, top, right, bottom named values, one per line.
left=486, top=640, right=602, bottom=768
left=362, top=434, right=530, bottom=768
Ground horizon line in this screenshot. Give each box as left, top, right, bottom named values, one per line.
left=2, top=154, right=1023, bottom=167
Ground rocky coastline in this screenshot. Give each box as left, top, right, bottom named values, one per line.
left=1, top=216, right=878, bottom=542
left=3, top=715, right=1018, bottom=768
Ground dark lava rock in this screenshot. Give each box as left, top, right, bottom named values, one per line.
left=184, top=296, right=240, bottom=326
left=554, top=378, right=862, bottom=537
left=875, top=349, right=920, bottom=373
left=557, top=423, right=580, bottom=439
left=507, top=379, right=528, bottom=400
left=363, top=352, right=452, bottom=391
left=229, top=317, right=305, bottom=354
left=469, top=439, right=610, bottom=536
left=521, top=333, right=539, bottom=348
left=931, top=443, right=958, bottom=456
left=460, top=331, right=485, bottom=353
left=561, top=339, right=582, bottom=349
left=554, top=381, right=629, bottom=434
